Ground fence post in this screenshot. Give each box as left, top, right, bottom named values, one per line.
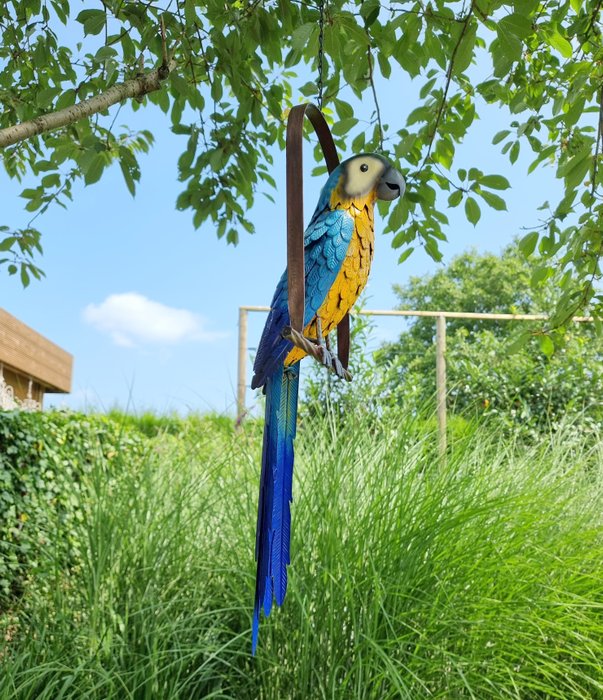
left=237, top=307, right=248, bottom=422
left=435, top=314, right=447, bottom=458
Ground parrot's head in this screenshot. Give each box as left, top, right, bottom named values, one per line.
left=338, top=153, right=405, bottom=202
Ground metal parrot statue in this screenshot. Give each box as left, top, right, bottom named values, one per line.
left=251, top=153, right=405, bottom=653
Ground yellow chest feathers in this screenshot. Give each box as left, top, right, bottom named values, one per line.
left=284, top=197, right=376, bottom=366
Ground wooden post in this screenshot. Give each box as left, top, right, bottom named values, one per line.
left=435, top=314, right=447, bottom=458
left=237, top=307, right=248, bottom=421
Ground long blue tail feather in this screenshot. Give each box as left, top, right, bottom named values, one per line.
left=252, top=362, right=300, bottom=654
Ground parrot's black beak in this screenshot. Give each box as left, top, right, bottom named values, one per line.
left=377, top=166, right=406, bottom=201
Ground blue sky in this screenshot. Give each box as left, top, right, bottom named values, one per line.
left=0, top=63, right=559, bottom=415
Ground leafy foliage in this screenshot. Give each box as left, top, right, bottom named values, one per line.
left=376, top=243, right=603, bottom=435
left=448, top=326, right=603, bottom=438
left=0, top=410, right=145, bottom=606
left=1, top=0, right=602, bottom=321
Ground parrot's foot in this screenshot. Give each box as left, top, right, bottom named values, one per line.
left=319, top=344, right=350, bottom=380
left=282, top=325, right=352, bottom=381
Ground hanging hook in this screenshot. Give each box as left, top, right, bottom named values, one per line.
left=285, top=102, right=350, bottom=372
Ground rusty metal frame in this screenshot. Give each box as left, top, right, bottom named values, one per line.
left=285, top=102, right=350, bottom=371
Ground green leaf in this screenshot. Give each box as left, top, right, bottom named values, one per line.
left=75, top=9, right=106, bottom=36
left=360, top=0, right=380, bottom=27
left=397, top=247, right=414, bottom=264
left=424, top=237, right=443, bottom=262
left=479, top=190, right=507, bottom=211
left=420, top=78, right=437, bottom=99
left=492, top=130, right=510, bottom=145
left=505, top=331, right=531, bottom=354
left=480, top=174, right=510, bottom=190
left=119, top=161, right=136, bottom=196
left=210, top=79, right=223, bottom=102
left=337, top=13, right=369, bottom=48
left=331, top=118, right=358, bottom=136
left=498, top=13, right=531, bottom=40
left=388, top=199, right=407, bottom=231
left=0, top=237, right=16, bottom=251
left=558, top=144, right=592, bottom=190
left=20, top=188, right=40, bottom=200
left=334, top=99, right=354, bottom=120
left=531, top=265, right=551, bottom=284
left=491, top=37, right=517, bottom=77
left=55, top=89, right=76, bottom=111
left=178, top=131, right=199, bottom=174
left=299, top=81, right=318, bottom=97
left=36, top=87, right=59, bottom=108
left=465, top=197, right=481, bottom=225
left=518, top=231, right=539, bottom=256
left=433, top=137, right=454, bottom=169
left=83, top=154, right=105, bottom=185
left=192, top=209, right=204, bottom=229
left=448, top=190, right=463, bottom=207
left=95, top=46, right=118, bottom=61
left=546, top=30, right=573, bottom=58
left=291, top=23, right=316, bottom=51
left=528, top=145, right=557, bottom=174
left=41, top=174, right=61, bottom=188
left=377, top=52, right=391, bottom=78
left=453, top=22, right=476, bottom=75
left=20, top=265, right=30, bottom=288
left=538, top=334, right=554, bottom=356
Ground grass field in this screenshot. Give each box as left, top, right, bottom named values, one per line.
left=1, top=409, right=603, bottom=699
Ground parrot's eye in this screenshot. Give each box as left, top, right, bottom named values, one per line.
left=360, top=163, right=369, bottom=172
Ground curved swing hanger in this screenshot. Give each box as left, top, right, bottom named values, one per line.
left=285, top=102, right=350, bottom=371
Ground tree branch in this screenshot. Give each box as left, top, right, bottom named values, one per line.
left=366, top=46, right=384, bottom=151
left=419, top=2, right=474, bottom=170
left=585, top=0, right=603, bottom=41
left=591, top=84, right=603, bottom=198
left=0, top=60, right=177, bottom=149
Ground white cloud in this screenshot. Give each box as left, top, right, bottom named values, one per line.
left=83, top=292, right=225, bottom=347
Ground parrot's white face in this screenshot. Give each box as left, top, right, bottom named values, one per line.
left=341, top=154, right=406, bottom=201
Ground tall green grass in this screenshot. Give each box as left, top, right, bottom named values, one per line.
left=1, top=410, right=603, bottom=698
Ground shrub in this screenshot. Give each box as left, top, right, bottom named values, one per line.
left=447, top=327, right=603, bottom=437
left=0, top=410, right=145, bottom=606
left=370, top=243, right=603, bottom=437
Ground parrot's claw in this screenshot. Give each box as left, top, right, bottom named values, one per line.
left=281, top=325, right=352, bottom=382
left=318, top=343, right=332, bottom=365
left=315, top=339, right=352, bottom=382
left=331, top=354, right=349, bottom=380
left=314, top=319, right=351, bottom=380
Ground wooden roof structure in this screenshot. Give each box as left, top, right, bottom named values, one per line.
left=0, top=308, right=72, bottom=394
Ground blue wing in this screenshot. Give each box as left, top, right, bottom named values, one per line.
left=251, top=203, right=354, bottom=389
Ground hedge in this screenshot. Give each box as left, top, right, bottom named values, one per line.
left=0, top=410, right=145, bottom=607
